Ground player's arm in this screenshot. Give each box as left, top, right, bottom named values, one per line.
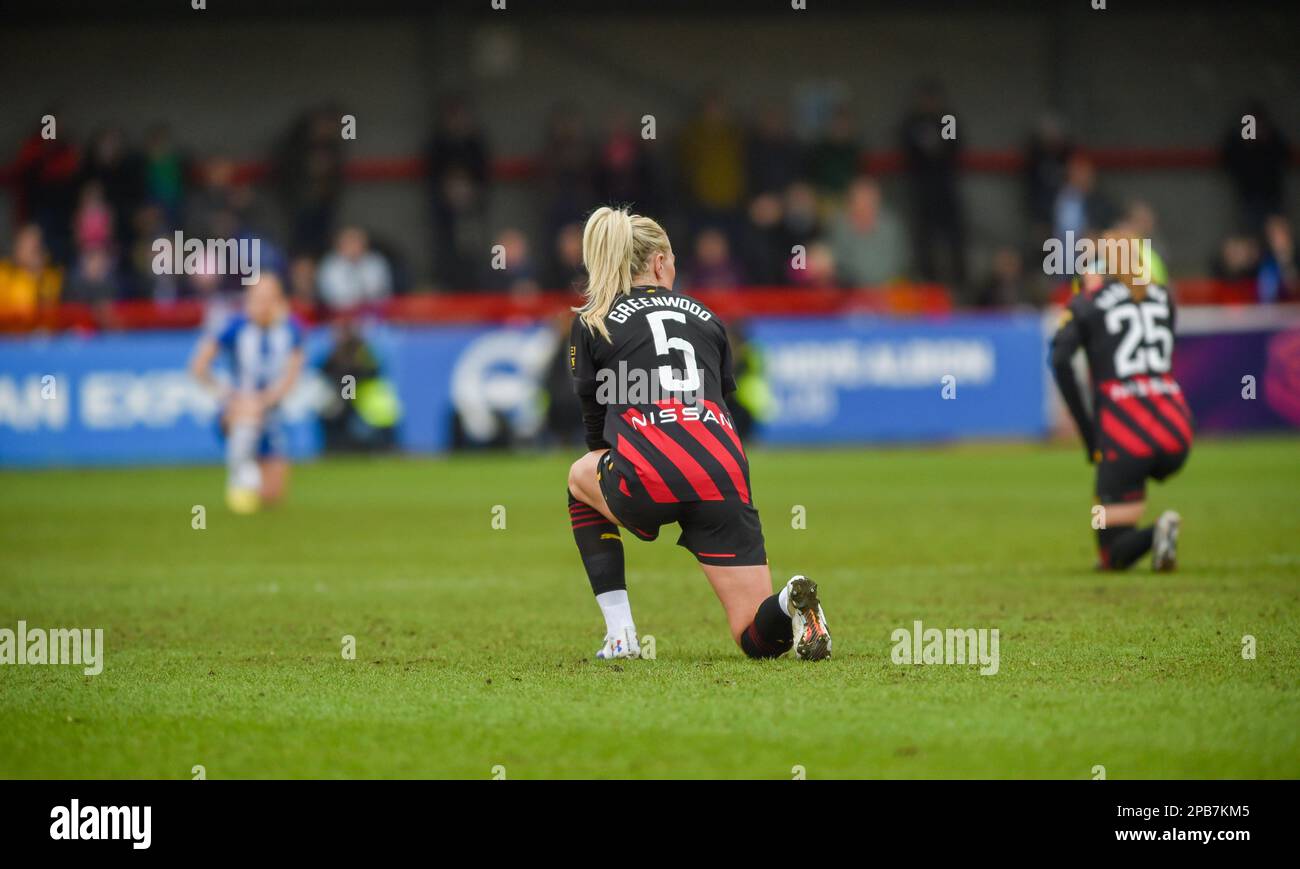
left=570, top=318, right=610, bottom=452
left=578, top=394, right=609, bottom=452
left=1048, top=303, right=1097, bottom=462
left=258, top=347, right=305, bottom=411
left=718, top=320, right=738, bottom=401
left=189, top=335, right=228, bottom=400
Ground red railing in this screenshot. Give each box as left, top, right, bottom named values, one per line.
left=0, top=284, right=953, bottom=334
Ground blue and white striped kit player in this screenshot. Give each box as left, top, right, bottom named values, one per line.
left=215, top=312, right=304, bottom=489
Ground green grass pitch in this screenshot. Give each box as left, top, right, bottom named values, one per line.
left=1, top=437, right=1297, bottom=779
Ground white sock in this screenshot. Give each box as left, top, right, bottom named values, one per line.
left=227, top=423, right=262, bottom=492
left=778, top=582, right=792, bottom=618
left=594, top=589, right=635, bottom=638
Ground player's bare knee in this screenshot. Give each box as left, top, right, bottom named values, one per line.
left=567, top=459, right=586, bottom=497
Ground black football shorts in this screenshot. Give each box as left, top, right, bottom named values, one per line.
left=598, top=451, right=767, bottom=567
left=1095, top=449, right=1189, bottom=504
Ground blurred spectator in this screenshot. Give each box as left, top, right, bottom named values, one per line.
left=142, top=124, right=188, bottom=223
left=806, top=104, right=860, bottom=196
left=1211, top=235, right=1261, bottom=281
left=225, top=176, right=271, bottom=239
left=12, top=115, right=80, bottom=265
left=788, top=240, right=837, bottom=288
left=782, top=180, right=823, bottom=249
left=428, top=95, right=490, bottom=289
left=971, top=246, right=1030, bottom=308
left=73, top=182, right=115, bottom=255
left=1115, top=199, right=1156, bottom=241
left=0, top=224, right=63, bottom=327
left=1025, top=114, right=1072, bottom=246
left=1221, top=101, right=1291, bottom=233
left=366, top=234, right=412, bottom=296
left=288, top=254, right=319, bottom=312
left=544, top=222, right=586, bottom=293
left=594, top=109, right=657, bottom=211
left=482, top=227, right=540, bottom=296
left=1257, top=215, right=1299, bottom=303
left=739, top=193, right=789, bottom=284
left=433, top=168, right=491, bottom=289
left=317, top=226, right=393, bottom=311
left=64, top=247, right=121, bottom=328
left=900, top=80, right=966, bottom=288
left=686, top=227, right=744, bottom=290
left=128, top=203, right=179, bottom=301
left=319, top=320, right=400, bottom=452
left=187, top=158, right=241, bottom=239
left=1053, top=154, right=1115, bottom=241
left=272, top=105, right=344, bottom=256
left=183, top=157, right=274, bottom=290
left=538, top=103, right=595, bottom=237
left=79, top=127, right=142, bottom=257
left=747, top=102, right=803, bottom=196
left=679, top=91, right=747, bottom=224
left=743, top=181, right=826, bottom=286
left=827, top=176, right=906, bottom=287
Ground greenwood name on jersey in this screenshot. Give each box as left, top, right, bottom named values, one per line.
left=570, top=286, right=751, bottom=504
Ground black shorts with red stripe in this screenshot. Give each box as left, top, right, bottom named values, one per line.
left=597, top=451, right=767, bottom=567
left=1093, top=375, right=1194, bottom=503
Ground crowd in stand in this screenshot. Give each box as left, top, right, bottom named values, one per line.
left=0, top=88, right=1296, bottom=330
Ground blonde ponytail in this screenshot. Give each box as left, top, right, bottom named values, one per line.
left=575, top=206, right=671, bottom=341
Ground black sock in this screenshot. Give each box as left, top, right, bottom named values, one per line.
left=569, top=489, right=624, bottom=596
left=740, top=594, right=794, bottom=659
left=1097, top=525, right=1155, bottom=570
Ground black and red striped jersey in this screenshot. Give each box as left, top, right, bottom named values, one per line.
left=569, top=285, right=752, bottom=504
left=1050, top=279, right=1194, bottom=460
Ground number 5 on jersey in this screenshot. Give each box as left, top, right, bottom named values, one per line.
left=647, top=310, right=701, bottom=392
